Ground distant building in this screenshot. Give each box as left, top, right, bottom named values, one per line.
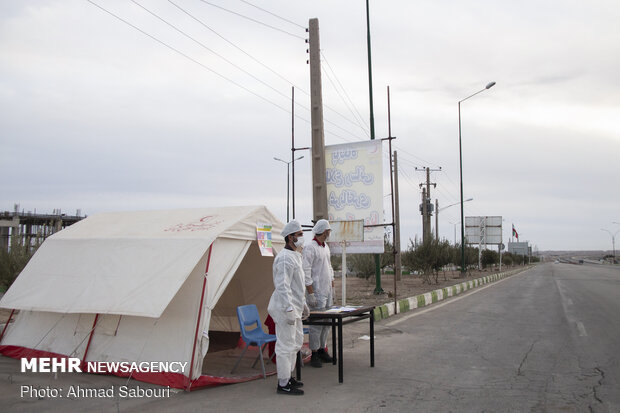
left=0, top=205, right=84, bottom=251
left=508, top=242, right=530, bottom=256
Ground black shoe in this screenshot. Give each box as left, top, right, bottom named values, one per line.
left=317, top=348, right=333, bottom=363
left=277, top=383, right=304, bottom=395
left=288, top=377, right=303, bottom=388
left=310, top=352, right=322, bottom=368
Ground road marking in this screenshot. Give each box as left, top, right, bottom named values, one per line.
left=556, top=279, right=589, bottom=338
left=386, top=274, right=516, bottom=327
left=576, top=321, right=588, bottom=337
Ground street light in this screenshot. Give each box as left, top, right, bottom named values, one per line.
left=601, top=228, right=620, bottom=264
left=449, top=221, right=460, bottom=245
left=438, top=197, right=473, bottom=213
left=274, top=156, right=304, bottom=221
left=437, top=198, right=473, bottom=240
left=459, top=81, right=495, bottom=275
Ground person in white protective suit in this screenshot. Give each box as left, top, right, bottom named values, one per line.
left=267, top=220, right=309, bottom=396
left=303, top=219, right=335, bottom=368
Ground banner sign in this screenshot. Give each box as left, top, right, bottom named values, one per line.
left=325, top=140, right=384, bottom=254
left=329, top=220, right=365, bottom=243
left=256, top=223, right=273, bottom=256
left=465, top=216, right=503, bottom=245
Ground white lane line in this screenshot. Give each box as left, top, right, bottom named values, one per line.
left=386, top=274, right=516, bottom=327
left=556, top=279, right=588, bottom=338
left=576, top=321, right=588, bottom=337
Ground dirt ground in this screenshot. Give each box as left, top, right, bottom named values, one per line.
left=0, top=266, right=524, bottom=326
left=333, top=266, right=521, bottom=308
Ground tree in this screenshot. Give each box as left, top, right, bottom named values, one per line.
left=381, top=234, right=394, bottom=270
left=436, top=239, right=452, bottom=281
left=0, top=236, right=39, bottom=291
left=481, top=249, right=499, bottom=269
left=348, top=254, right=376, bottom=279
left=465, top=245, right=479, bottom=270
left=330, top=253, right=341, bottom=271
left=451, top=243, right=479, bottom=272
left=503, top=252, right=524, bottom=266
left=401, top=237, right=451, bottom=284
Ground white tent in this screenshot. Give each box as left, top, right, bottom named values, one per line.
left=0, top=206, right=285, bottom=389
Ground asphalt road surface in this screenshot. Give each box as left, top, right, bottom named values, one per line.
left=1, top=262, right=619, bottom=412
left=375, top=262, right=620, bottom=412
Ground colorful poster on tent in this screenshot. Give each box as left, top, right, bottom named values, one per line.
left=325, top=140, right=384, bottom=254
left=256, top=223, right=274, bottom=256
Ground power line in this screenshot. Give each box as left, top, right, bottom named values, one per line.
left=439, top=169, right=462, bottom=199
left=399, top=166, right=421, bottom=193
left=395, top=155, right=424, bottom=169
left=322, top=63, right=370, bottom=138
left=435, top=175, right=460, bottom=202
left=393, top=144, right=442, bottom=170
left=87, top=0, right=292, bottom=114
left=167, top=0, right=365, bottom=143
left=321, top=52, right=370, bottom=133
left=132, top=0, right=295, bottom=105
left=391, top=147, right=462, bottom=203
left=91, top=1, right=370, bottom=148
left=237, top=0, right=305, bottom=29
left=197, top=0, right=305, bottom=39
left=323, top=118, right=366, bottom=142
left=169, top=0, right=307, bottom=94
left=433, top=184, right=457, bottom=200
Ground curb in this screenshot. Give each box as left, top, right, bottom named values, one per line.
left=372, top=266, right=534, bottom=321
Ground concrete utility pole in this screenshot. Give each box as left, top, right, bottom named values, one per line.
left=421, top=188, right=428, bottom=242
left=308, top=18, right=328, bottom=222
left=393, top=151, right=401, bottom=282
left=417, top=167, right=438, bottom=243
left=435, top=199, right=439, bottom=240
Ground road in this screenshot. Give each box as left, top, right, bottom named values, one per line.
left=374, top=262, right=620, bottom=412
left=1, top=262, right=619, bottom=412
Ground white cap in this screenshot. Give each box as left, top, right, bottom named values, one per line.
left=281, top=220, right=302, bottom=238
left=312, top=219, right=331, bottom=235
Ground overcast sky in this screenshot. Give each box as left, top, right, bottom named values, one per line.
left=1, top=0, right=619, bottom=252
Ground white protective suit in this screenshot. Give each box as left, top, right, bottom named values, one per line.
left=267, top=248, right=305, bottom=381
left=303, top=238, right=334, bottom=351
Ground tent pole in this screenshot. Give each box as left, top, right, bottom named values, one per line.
left=81, top=313, right=100, bottom=370
left=0, top=309, right=15, bottom=343
left=186, top=244, right=213, bottom=391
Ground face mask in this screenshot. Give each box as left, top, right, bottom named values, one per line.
left=294, top=236, right=305, bottom=248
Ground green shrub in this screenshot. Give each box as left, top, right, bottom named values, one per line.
left=0, top=236, right=39, bottom=291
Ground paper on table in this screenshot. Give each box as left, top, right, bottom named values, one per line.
left=324, top=306, right=361, bottom=313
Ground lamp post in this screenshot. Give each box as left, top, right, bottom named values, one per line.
left=449, top=221, right=460, bottom=245
left=601, top=228, right=619, bottom=264
left=437, top=198, right=472, bottom=241
left=459, top=81, right=495, bottom=275
left=274, top=156, right=304, bottom=221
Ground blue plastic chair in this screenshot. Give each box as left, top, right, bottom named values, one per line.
left=231, top=304, right=277, bottom=378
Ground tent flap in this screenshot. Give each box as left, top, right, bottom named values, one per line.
left=0, top=205, right=285, bottom=317
left=0, top=238, right=212, bottom=317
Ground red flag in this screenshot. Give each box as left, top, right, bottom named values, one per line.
left=512, top=224, right=519, bottom=240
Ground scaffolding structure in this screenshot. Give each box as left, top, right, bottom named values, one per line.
left=0, top=205, right=84, bottom=251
